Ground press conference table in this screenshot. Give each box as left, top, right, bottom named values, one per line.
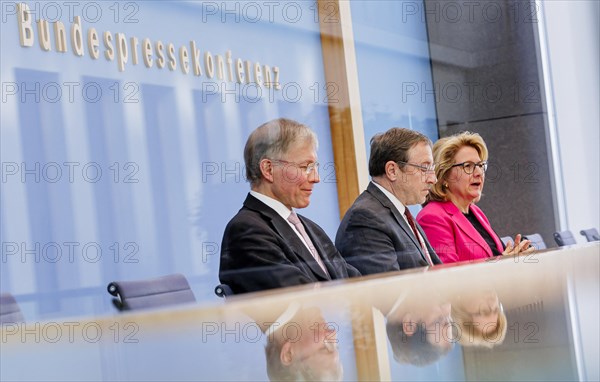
left=1, top=243, right=598, bottom=381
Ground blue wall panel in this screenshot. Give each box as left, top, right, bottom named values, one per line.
left=351, top=0, right=439, bottom=153
left=1, top=1, right=339, bottom=318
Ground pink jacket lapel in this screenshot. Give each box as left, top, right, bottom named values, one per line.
left=442, top=202, right=493, bottom=258
left=470, top=204, right=504, bottom=254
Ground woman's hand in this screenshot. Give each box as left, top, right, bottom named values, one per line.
left=502, top=234, right=534, bottom=256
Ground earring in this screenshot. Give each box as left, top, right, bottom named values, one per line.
left=444, top=183, right=448, bottom=188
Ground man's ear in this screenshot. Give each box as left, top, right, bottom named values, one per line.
left=385, top=160, right=398, bottom=181
left=280, top=341, right=294, bottom=366
left=260, top=159, right=274, bottom=183
left=402, top=314, right=417, bottom=337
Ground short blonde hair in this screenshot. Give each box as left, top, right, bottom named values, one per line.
left=428, top=132, right=488, bottom=202
left=451, top=304, right=507, bottom=348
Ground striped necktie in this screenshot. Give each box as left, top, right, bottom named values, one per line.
left=288, top=211, right=329, bottom=274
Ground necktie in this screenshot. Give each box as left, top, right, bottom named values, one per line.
left=403, top=208, right=433, bottom=266
left=288, top=211, right=329, bottom=274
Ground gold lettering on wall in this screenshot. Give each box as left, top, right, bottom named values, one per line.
left=16, top=3, right=281, bottom=89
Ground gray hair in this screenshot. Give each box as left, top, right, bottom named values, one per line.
left=244, top=118, right=318, bottom=186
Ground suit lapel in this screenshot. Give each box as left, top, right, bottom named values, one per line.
left=299, top=216, right=333, bottom=279
left=414, top=224, right=442, bottom=264
left=470, top=205, right=504, bottom=254
left=443, top=202, right=492, bottom=257
left=367, top=183, right=428, bottom=261
left=244, top=194, right=330, bottom=279
left=274, top=214, right=330, bottom=279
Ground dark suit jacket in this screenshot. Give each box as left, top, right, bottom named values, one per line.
left=335, top=182, right=442, bottom=275
left=219, top=194, right=360, bottom=294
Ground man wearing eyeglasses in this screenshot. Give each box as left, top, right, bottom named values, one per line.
left=261, top=304, right=343, bottom=381
left=219, top=118, right=360, bottom=295
left=335, top=127, right=442, bottom=275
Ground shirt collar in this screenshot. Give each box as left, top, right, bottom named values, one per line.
left=371, top=181, right=406, bottom=214
left=264, top=302, right=301, bottom=337
left=250, top=190, right=293, bottom=220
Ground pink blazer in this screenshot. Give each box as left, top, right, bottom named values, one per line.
left=416, top=200, right=504, bottom=263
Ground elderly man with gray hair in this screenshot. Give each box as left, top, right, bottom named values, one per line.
left=219, top=118, right=360, bottom=295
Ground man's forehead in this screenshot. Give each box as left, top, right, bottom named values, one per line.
left=284, top=141, right=317, bottom=156
left=289, top=138, right=316, bottom=149
left=408, top=142, right=433, bottom=161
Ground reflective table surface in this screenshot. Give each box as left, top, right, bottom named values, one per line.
left=1, top=243, right=598, bottom=381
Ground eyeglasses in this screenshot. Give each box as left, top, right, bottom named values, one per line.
left=396, top=161, right=436, bottom=174
left=451, top=161, right=488, bottom=174
left=271, top=159, right=319, bottom=175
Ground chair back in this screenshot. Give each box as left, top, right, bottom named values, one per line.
left=580, top=228, right=599, bottom=242
left=523, top=233, right=547, bottom=250
left=107, top=273, right=196, bottom=311
left=0, top=293, right=24, bottom=325
left=553, top=230, right=577, bottom=247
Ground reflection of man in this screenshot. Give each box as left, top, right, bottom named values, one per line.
left=385, top=292, right=454, bottom=366
left=263, top=304, right=343, bottom=381
left=336, top=128, right=442, bottom=274
left=219, top=119, right=360, bottom=294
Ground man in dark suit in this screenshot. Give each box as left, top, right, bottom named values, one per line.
left=219, top=118, right=360, bottom=295
left=336, top=128, right=442, bottom=274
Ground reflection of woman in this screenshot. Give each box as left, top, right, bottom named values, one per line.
left=452, top=290, right=507, bottom=348
left=417, top=132, right=532, bottom=263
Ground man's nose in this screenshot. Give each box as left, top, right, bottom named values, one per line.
left=426, top=171, right=437, bottom=184
left=308, top=167, right=320, bottom=183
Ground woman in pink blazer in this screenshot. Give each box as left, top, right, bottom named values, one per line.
left=416, top=132, right=532, bottom=263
